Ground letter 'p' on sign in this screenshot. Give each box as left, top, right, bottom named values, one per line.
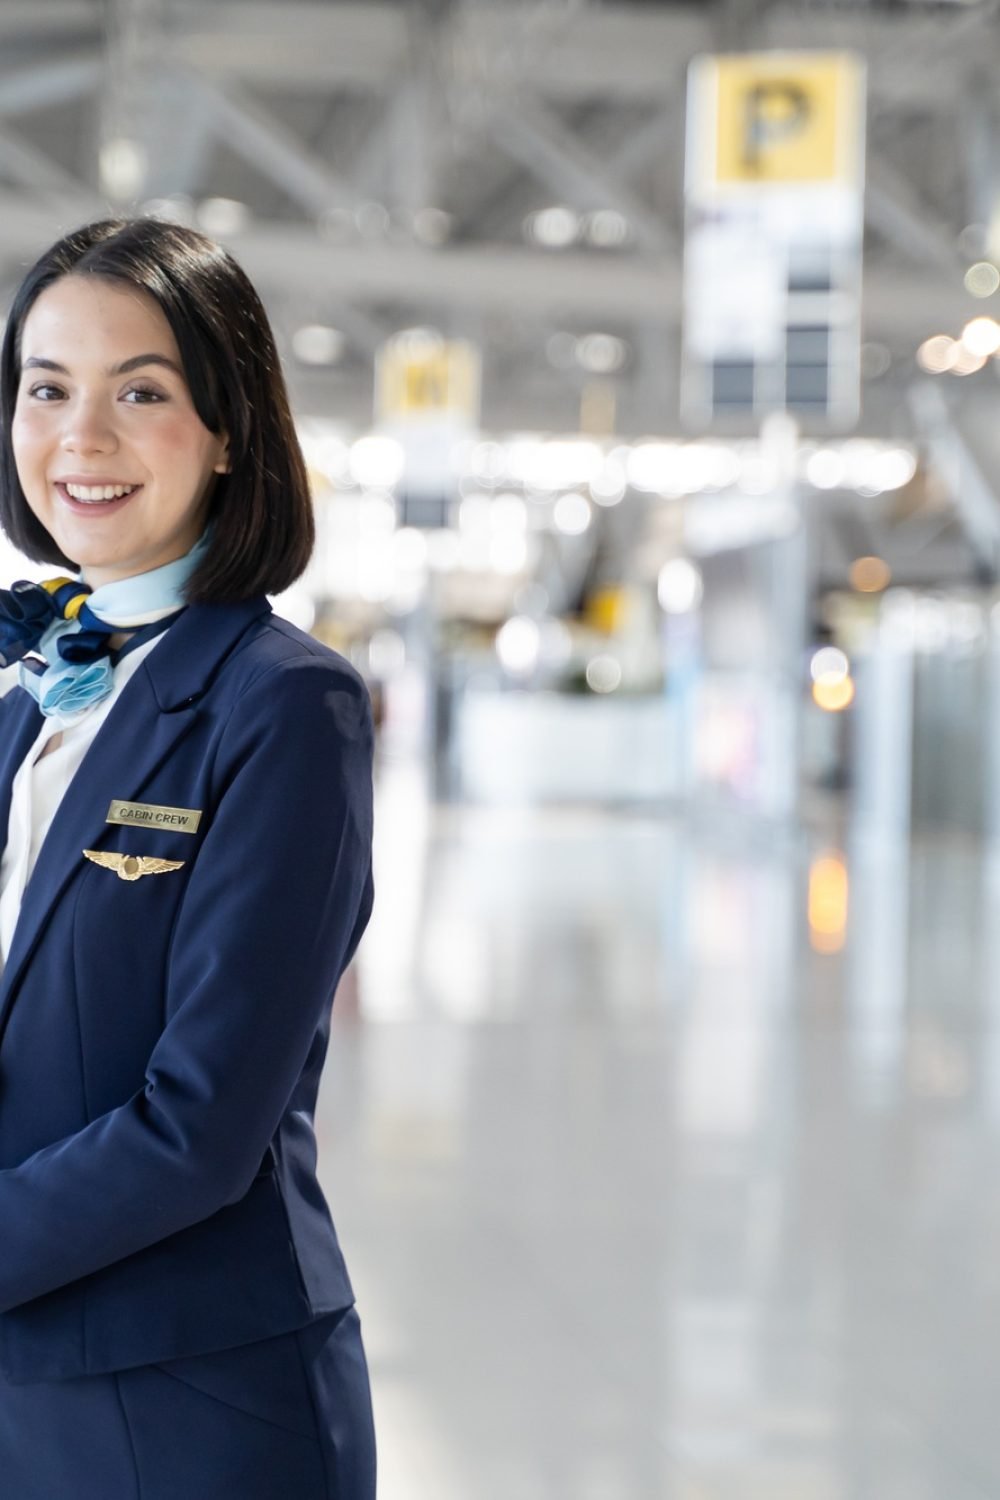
left=742, top=81, right=811, bottom=173
left=709, top=53, right=862, bottom=186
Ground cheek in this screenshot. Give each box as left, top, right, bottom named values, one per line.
left=145, top=417, right=219, bottom=492
left=10, top=409, right=49, bottom=482
left=149, top=413, right=206, bottom=457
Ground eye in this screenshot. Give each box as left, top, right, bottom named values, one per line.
left=25, top=381, right=65, bottom=401
left=122, top=385, right=166, bottom=404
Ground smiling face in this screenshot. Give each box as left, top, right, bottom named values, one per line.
left=11, top=275, right=229, bottom=589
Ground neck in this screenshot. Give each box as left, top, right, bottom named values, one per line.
left=80, top=531, right=210, bottom=596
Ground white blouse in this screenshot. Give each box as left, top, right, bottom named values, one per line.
left=0, top=633, right=164, bottom=976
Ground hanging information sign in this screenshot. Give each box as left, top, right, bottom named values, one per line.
left=683, top=51, right=866, bottom=427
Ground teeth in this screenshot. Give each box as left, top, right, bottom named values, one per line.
left=63, top=482, right=138, bottom=501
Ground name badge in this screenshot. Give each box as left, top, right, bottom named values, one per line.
left=106, top=799, right=202, bottom=835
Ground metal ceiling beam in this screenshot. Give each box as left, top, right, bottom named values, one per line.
left=908, top=378, right=1000, bottom=575
left=0, top=193, right=973, bottom=338
left=234, top=230, right=974, bottom=338
left=349, top=81, right=429, bottom=206
left=957, top=72, right=1000, bottom=237
left=0, top=2, right=98, bottom=37
left=865, top=154, right=966, bottom=277
left=184, top=72, right=361, bottom=216
left=147, top=2, right=995, bottom=111
left=137, top=66, right=216, bottom=201
left=299, top=298, right=392, bottom=362
left=0, top=53, right=100, bottom=116
left=236, top=232, right=683, bottom=323
left=488, top=96, right=676, bottom=252
left=349, top=9, right=447, bottom=217
left=605, top=100, right=684, bottom=188
left=0, top=123, right=96, bottom=205
left=168, top=2, right=408, bottom=89
left=0, top=5, right=989, bottom=113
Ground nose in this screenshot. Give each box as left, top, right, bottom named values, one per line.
left=59, top=394, right=118, bottom=456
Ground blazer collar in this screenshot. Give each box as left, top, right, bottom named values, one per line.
left=0, top=595, right=272, bottom=1042
left=143, top=595, right=273, bottom=710
left=0, top=692, right=43, bottom=855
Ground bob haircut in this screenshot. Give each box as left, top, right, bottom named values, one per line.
left=0, top=217, right=314, bottom=603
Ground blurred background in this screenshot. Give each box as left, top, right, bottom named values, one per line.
left=4, top=1, right=1000, bottom=1495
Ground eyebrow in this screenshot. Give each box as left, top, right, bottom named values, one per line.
left=21, top=353, right=183, bottom=378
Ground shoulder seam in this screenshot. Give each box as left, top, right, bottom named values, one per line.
left=239, top=649, right=364, bottom=701
left=265, top=616, right=329, bottom=657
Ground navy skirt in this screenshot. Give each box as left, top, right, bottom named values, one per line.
left=0, top=1307, right=375, bottom=1499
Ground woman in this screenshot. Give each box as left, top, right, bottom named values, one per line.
left=0, top=218, right=376, bottom=1498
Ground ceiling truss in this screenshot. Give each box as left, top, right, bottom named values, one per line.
left=0, top=0, right=995, bottom=434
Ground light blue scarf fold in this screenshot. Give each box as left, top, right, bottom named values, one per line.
left=21, top=532, right=209, bottom=718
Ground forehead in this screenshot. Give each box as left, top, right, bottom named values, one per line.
left=20, top=276, right=179, bottom=361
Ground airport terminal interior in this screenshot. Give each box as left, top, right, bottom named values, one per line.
left=4, top=0, right=1000, bottom=1495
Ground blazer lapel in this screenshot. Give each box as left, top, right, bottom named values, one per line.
left=0, top=689, right=43, bottom=844
left=0, top=597, right=271, bottom=1043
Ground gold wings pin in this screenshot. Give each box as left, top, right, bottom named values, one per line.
left=82, top=850, right=186, bottom=882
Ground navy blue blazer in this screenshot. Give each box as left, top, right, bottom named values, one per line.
left=0, top=596, right=374, bottom=1384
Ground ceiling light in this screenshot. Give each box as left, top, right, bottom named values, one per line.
left=99, top=137, right=146, bottom=200
left=586, top=655, right=622, bottom=693
left=965, top=261, right=1000, bottom=298
left=585, top=210, right=630, bottom=248
left=805, top=449, right=846, bottom=490
left=590, top=464, right=627, bottom=506
left=575, top=334, right=627, bottom=373
left=292, top=325, right=346, bottom=365
left=657, top=559, right=703, bottom=614
left=810, top=646, right=849, bottom=684
left=528, top=206, right=580, bottom=248
left=626, top=442, right=678, bottom=493
left=850, top=556, right=892, bottom=593
left=349, top=436, right=405, bottom=489
left=916, top=335, right=956, bottom=374
left=951, top=345, right=987, bottom=375
left=813, top=676, right=855, bottom=713
left=961, top=316, right=1000, bottom=356
left=553, top=493, right=592, bottom=535
left=870, top=451, right=916, bottom=491
left=496, top=616, right=541, bottom=675
left=197, top=197, right=250, bottom=236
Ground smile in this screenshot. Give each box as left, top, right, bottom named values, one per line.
left=54, top=481, right=143, bottom=510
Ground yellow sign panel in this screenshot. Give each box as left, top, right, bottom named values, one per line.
left=378, top=339, right=480, bottom=422
left=712, top=53, right=862, bottom=185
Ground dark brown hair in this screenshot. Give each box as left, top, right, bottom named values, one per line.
left=0, top=217, right=314, bottom=602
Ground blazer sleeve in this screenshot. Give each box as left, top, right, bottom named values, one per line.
left=0, top=654, right=375, bottom=1314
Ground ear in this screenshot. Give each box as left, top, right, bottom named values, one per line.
left=213, top=432, right=231, bottom=475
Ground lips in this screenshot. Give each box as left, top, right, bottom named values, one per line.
left=54, top=481, right=143, bottom=515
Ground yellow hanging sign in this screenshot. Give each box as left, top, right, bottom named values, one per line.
left=377, top=338, right=480, bottom=422
left=710, top=52, right=863, bottom=185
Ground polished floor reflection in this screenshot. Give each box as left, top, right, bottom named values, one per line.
left=317, top=762, right=1000, bottom=1500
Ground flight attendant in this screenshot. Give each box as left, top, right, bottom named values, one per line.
left=0, top=218, right=377, bottom=1498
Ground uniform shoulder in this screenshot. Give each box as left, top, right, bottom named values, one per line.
left=227, top=611, right=368, bottom=701
left=214, top=614, right=372, bottom=758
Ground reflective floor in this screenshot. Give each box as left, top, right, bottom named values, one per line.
left=318, top=761, right=1000, bottom=1500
